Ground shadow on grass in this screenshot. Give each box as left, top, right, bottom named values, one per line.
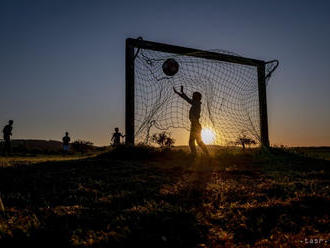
left=0, top=146, right=208, bottom=247
left=0, top=146, right=329, bottom=247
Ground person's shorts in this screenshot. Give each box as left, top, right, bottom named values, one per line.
left=63, top=145, right=69, bottom=151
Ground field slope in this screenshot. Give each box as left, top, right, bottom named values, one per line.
left=0, top=147, right=329, bottom=247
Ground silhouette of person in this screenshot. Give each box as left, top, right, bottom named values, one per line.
left=111, top=128, right=124, bottom=146
left=173, top=86, right=209, bottom=157
left=2, top=120, right=14, bottom=155
left=62, top=132, right=71, bottom=154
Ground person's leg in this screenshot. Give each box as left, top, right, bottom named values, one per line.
left=196, top=126, right=209, bottom=156
left=197, top=139, right=209, bottom=155
left=189, top=129, right=197, bottom=156
left=8, top=140, right=11, bottom=155
left=2, top=140, right=6, bottom=155
left=63, top=145, right=68, bottom=155
left=4, top=139, right=10, bottom=155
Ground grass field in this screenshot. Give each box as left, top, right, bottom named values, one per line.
left=0, top=146, right=329, bottom=247
left=0, top=154, right=95, bottom=167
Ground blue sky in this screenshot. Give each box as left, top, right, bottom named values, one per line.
left=1, top=0, right=330, bottom=146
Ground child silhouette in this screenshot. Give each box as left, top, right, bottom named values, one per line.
left=111, top=127, right=124, bottom=146
left=62, top=132, right=71, bottom=154
left=2, top=120, right=14, bottom=155
left=173, top=86, right=209, bottom=157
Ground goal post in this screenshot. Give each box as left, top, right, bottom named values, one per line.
left=125, top=37, right=278, bottom=147
left=125, top=39, right=135, bottom=145
left=257, top=63, right=269, bottom=147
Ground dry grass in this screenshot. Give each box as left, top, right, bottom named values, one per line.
left=0, top=146, right=329, bottom=247
left=0, top=154, right=100, bottom=167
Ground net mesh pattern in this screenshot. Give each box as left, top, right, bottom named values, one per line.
left=134, top=48, right=278, bottom=145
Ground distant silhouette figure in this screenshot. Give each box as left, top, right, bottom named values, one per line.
left=62, top=132, right=71, bottom=154
left=2, top=120, right=14, bottom=155
left=173, top=86, right=209, bottom=157
left=111, top=128, right=124, bottom=146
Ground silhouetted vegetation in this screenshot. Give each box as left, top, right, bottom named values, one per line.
left=0, top=140, right=63, bottom=155
left=152, top=132, right=175, bottom=148
left=0, top=139, right=99, bottom=155
left=71, top=140, right=94, bottom=154
left=233, top=135, right=256, bottom=149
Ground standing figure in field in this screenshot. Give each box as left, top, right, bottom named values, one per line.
left=62, top=132, right=71, bottom=154
left=2, top=120, right=14, bottom=155
left=111, top=127, right=124, bottom=146
left=173, top=86, right=209, bottom=157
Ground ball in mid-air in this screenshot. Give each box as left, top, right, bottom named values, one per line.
left=162, top=58, right=179, bottom=76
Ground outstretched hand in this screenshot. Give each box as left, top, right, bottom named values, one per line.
left=173, top=86, right=184, bottom=95
left=173, top=85, right=192, bottom=104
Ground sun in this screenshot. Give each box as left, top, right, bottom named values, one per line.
left=201, top=128, right=216, bottom=144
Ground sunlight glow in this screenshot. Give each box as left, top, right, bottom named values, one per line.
left=201, top=128, right=216, bottom=144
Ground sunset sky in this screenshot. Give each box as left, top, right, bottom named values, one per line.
left=1, top=0, right=330, bottom=146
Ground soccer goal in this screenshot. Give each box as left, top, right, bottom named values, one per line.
left=125, top=37, right=278, bottom=147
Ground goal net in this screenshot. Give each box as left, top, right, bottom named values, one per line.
left=128, top=38, right=278, bottom=146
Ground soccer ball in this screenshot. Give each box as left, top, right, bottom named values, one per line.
left=162, top=58, right=179, bottom=76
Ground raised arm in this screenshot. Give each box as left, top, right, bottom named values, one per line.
left=173, top=86, right=192, bottom=104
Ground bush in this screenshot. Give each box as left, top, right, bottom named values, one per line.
left=71, top=140, right=94, bottom=154
left=151, top=132, right=175, bottom=148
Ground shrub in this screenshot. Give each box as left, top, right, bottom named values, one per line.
left=71, top=140, right=94, bottom=154
left=151, top=132, right=175, bottom=148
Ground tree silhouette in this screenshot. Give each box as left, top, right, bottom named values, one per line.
left=234, top=135, right=256, bottom=150
left=152, top=132, right=175, bottom=148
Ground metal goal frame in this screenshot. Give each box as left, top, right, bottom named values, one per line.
left=125, top=37, right=278, bottom=147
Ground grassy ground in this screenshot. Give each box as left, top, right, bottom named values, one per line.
left=288, top=147, right=330, bottom=161
left=0, top=146, right=329, bottom=247
left=0, top=154, right=95, bottom=167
